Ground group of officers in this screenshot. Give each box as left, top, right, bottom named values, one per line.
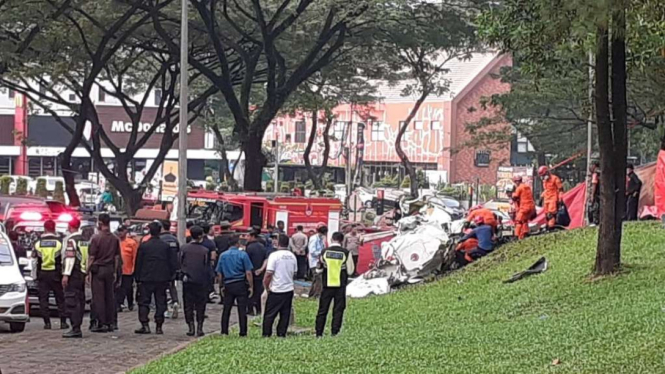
left=29, top=213, right=354, bottom=339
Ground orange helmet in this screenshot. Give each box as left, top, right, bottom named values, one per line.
left=512, top=176, right=523, bottom=183
left=538, top=166, right=549, bottom=176
left=469, top=205, right=482, bottom=212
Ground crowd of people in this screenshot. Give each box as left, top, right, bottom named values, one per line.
left=29, top=214, right=358, bottom=339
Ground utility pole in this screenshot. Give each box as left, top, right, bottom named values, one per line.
left=273, top=139, right=279, bottom=192
left=584, top=50, right=594, bottom=225
left=176, top=0, right=188, bottom=244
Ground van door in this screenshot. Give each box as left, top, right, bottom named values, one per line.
left=250, top=202, right=264, bottom=228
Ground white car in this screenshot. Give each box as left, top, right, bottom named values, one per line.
left=0, top=231, right=29, bottom=333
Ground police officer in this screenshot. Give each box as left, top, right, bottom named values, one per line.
left=135, top=222, right=177, bottom=334
left=61, top=218, right=92, bottom=338
left=32, top=220, right=68, bottom=330
left=159, top=220, right=180, bottom=319
left=314, top=232, right=355, bottom=337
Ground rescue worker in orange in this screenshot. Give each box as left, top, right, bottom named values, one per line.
left=511, top=176, right=536, bottom=240
left=539, top=166, right=564, bottom=230
left=466, top=205, right=498, bottom=232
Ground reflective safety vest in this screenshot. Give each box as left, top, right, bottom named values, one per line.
left=321, top=245, right=350, bottom=288
left=34, top=234, right=63, bottom=271
left=65, top=233, right=90, bottom=274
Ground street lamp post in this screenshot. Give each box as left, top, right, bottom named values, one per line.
left=176, top=0, right=188, bottom=244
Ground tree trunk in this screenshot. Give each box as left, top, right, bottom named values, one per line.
left=318, top=115, right=333, bottom=187
left=594, top=20, right=624, bottom=275
left=211, top=126, right=238, bottom=191
left=243, top=132, right=266, bottom=191
left=60, top=118, right=85, bottom=207
left=304, top=110, right=323, bottom=190
left=117, top=184, right=143, bottom=216
left=396, top=91, right=428, bottom=198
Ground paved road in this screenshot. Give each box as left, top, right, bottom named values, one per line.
left=0, top=301, right=230, bottom=374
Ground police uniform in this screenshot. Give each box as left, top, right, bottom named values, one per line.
left=314, top=243, right=355, bottom=337
left=62, top=231, right=89, bottom=336
left=159, top=232, right=180, bottom=309
left=33, top=232, right=67, bottom=328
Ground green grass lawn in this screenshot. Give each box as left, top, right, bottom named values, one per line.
left=134, top=223, right=665, bottom=374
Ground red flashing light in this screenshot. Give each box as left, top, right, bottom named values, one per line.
left=58, top=213, right=74, bottom=222
left=20, top=212, right=42, bottom=221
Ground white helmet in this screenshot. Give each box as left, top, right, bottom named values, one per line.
left=505, top=184, right=515, bottom=193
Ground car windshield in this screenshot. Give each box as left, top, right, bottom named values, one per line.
left=0, top=242, right=14, bottom=266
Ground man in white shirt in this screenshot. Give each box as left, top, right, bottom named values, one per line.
left=262, top=234, right=298, bottom=337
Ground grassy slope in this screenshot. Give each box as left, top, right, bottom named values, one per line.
left=134, top=223, right=665, bottom=374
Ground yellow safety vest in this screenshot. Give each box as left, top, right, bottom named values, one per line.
left=322, top=248, right=348, bottom=288
left=64, top=233, right=90, bottom=274
left=34, top=236, right=63, bottom=271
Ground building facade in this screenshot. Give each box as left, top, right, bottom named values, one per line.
left=264, top=53, right=513, bottom=186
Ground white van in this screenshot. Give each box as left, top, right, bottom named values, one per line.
left=0, top=231, right=29, bottom=332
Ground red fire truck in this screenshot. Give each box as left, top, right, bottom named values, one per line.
left=169, top=190, right=343, bottom=235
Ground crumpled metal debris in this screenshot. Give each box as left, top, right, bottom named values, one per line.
left=347, top=216, right=451, bottom=298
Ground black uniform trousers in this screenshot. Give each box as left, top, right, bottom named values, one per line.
left=315, top=286, right=347, bottom=336
left=248, top=275, right=263, bottom=315
left=37, top=270, right=66, bottom=322
left=91, top=264, right=116, bottom=327
left=138, top=281, right=168, bottom=324
left=221, top=281, right=249, bottom=336
left=64, top=270, right=86, bottom=330
left=183, top=281, right=207, bottom=324
left=626, top=195, right=640, bottom=221
left=115, top=274, right=135, bottom=309
left=295, top=255, right=308, bottom=280
left=262, top=291, right=294, bottom=337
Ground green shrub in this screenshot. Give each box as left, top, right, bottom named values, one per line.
left=0, top=176, right=11, bottom=195
left=325, top=182, right=335, bottom=191
left=288, top=181, right=296, bottom=189
left=220, top=182, right=229, bottom=192
left=54, top=181, right=65, bottom=202
left=266, top=180, right=274, bottom=192
left=401, top=175, right=411, bottom=188
left=16, top=178, right=27, bottom=195
left=304, top=180, right=314, bottom=190
left=280, top=182, right=290, bottom=192
left=35, top=178, right=48, bottom=198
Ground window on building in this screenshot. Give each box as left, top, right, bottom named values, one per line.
left=285, top=134, right=292, bottom=143
left=414, top=120, right=423, bottom=130
left=517, top=134, right=534, bottom=153
left=295, top=121, right=306, bottom=143
left=8, top=89, right=15, bottom=99
left=431, top=120, right=441, bottom=130
left=98, top=89, right=106, bottom=102
left=333, top=121, right=346, bottom=140
left=371, top=122, right=384, bottom=141
left=154, top=89, right=162, bottom=106
left=68, top=93, right=76, bottom=101
left=474, top=150, right=491, bottom=167
left=39, top=84, right=46, bottom=95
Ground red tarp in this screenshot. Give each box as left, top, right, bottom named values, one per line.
left=655, top=151, right=665, bottom=219
left=533, top=182, right=587, bottom=229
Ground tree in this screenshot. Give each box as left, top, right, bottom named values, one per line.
left=476, top=0, right=663, bottom=274
left=376, top=1, right=481, bottom=197
left=284, top=57, right=376, bottom=190
left=168, top=0, right=374, bottom=191
left=0, top=0, right=217, bottom=214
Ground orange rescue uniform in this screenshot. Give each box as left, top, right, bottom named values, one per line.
left=541, top=174, right=563, bottom=228
left=120, top=237, right=139, bottom=275
left=467, top=208, right=498, bottom=230
left=513, top=184, right=536, bottom=239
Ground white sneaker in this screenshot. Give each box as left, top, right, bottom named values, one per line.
left=171, top=303, right=179, bottom=319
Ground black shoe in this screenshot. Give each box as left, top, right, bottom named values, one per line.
left=90, top=325, right=109, bottom=333
left=89, top=321, right=97, bottom=331
left=44, top=322, right=52, bottom=330
left=155, top=324, right=163, bottom=335
left=111, top=323, right=118, bottom=331
left=196, top=323, right=205, bottom=337
left=128, top=305, right=134, bottom=312
left=60, top=320, right=70, bottom=330
left=134, top=324, right=151, bottom=334
left=62, top=329, right=83, bottom=338
left=186, top=322, right=195, bottom=337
